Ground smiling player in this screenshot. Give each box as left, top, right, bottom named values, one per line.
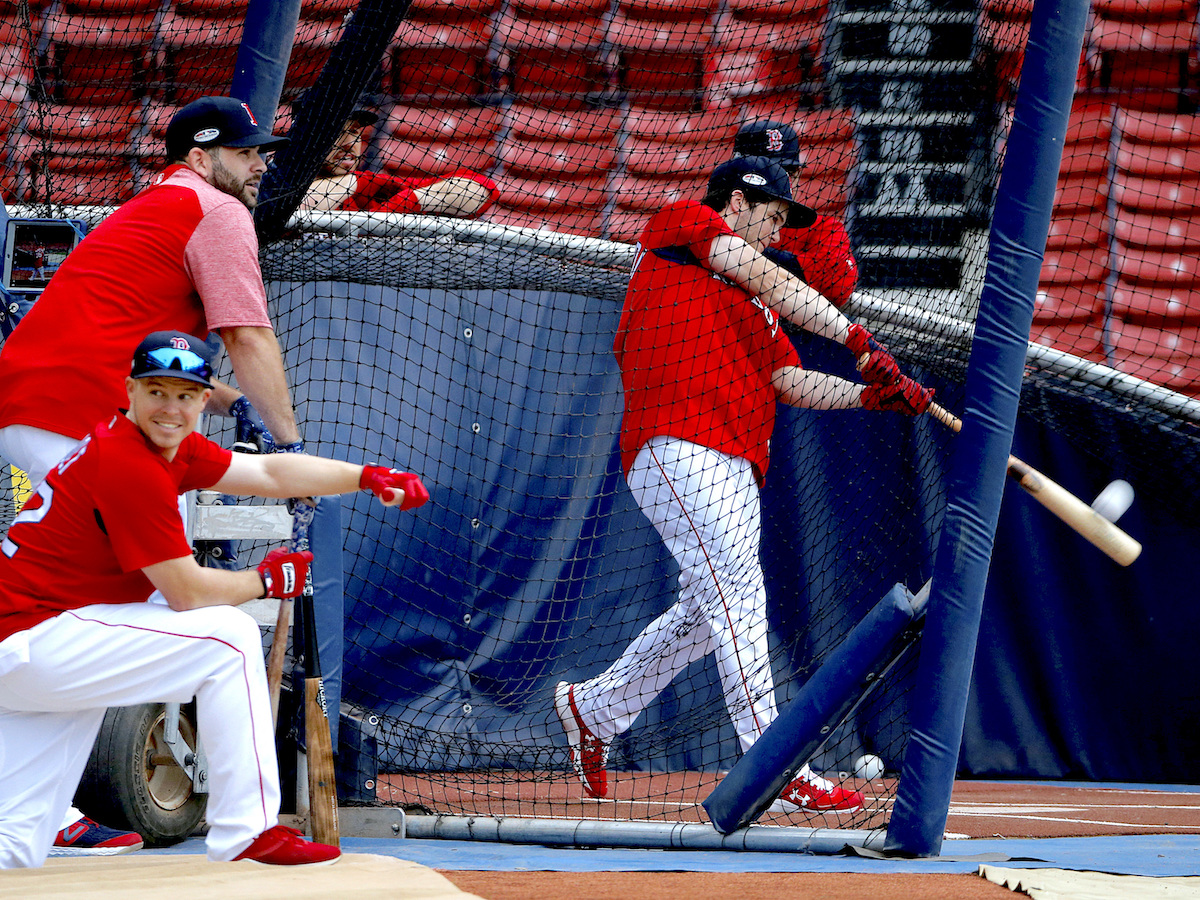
left=0, top=331, right=429, bottom=869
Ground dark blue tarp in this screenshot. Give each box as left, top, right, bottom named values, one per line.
left=269, top=277, right=1199, bottom=782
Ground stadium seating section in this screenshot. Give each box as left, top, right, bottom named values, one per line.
left=0, top=0, right=1198, bottom=395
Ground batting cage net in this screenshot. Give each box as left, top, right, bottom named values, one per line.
left=2, top=0, right=1199, bottom=841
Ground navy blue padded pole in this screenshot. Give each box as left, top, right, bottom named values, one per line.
left=229, top=0, right=302, bottom=126
left=703, top=583, right=928, bottom=834
left=883, top=0, right=1090, bottom=857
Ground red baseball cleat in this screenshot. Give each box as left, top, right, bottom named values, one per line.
left=233, top=825, right=340, bottom=866
left=555, top=682, right=609, bottom=799
left=50, top=816, right=144, bottom=857
left=770, top=769, right=864, bottom=813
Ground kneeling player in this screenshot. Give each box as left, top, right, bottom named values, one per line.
left=0, top=331, right=429, bottom=868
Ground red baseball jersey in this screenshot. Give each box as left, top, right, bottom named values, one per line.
left=0, top=165, right=273, bottom=440
left=344, top=169, right=499, bottom=216
left=615, top=200, right=801, bottom=485
left=776, top=214, right=858, bottom=308
left=0, top=414, right=232, bottom=643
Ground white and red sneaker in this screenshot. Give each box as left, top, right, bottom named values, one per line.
left=49, top=816, right=144, bottom=857
left=233, top=826, right=340, bottom=866
left=769, top=767, right=864, bottom=813
left=554, top=682, right=609, bottom=799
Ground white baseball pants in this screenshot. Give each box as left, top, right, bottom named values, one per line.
left=0, top=603, right=280, bottom=868
left=574, top=436, right=777, bottom=754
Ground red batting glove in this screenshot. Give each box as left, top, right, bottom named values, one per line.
left=861, top=374, right=935, bottom=416
left=845, top=323, right=901, bottom=385
left=360, top=465, right=430, bottom=510
left=257, top=548, right=313, bottom=599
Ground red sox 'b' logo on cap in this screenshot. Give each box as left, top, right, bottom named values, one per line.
left=766, top=129, right=785, bottom=152
left=241, top=102, right=258, bottom=126
left=170, top=336, right=191, bottom=350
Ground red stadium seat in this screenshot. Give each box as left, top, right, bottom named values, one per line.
left=172, top=0, right=250, bottom=13
left=610, top=171, right=708, bottom=213
left=406, top=0, right=502, bottom=12
left=1091, top=0, right=1198, bottom=22
left=1111, top=280, right=1200, bottom=325
left=494, top=12, right=610, bottom=107
left=622, top=105, right=737, bottom=146
left=1028, top=319, right=1105, bottom=362
left=1112, top=245, right=1200, bottom=288
left=1115, top=142, right=1200, bottom=179
left=158, top=12, right=243, bottom=102
left=63, top=0, right=161, bottom=10
left=723, top=0, right=827, bottom=20
left=621, top=135, right=725, bottom=178
left=1039, top=246, right=1110, bottom=287
left=1108, top=320, right=1200, bottom=394
left=39, top=13, right=157, bottom=103
left=497, top=137, right=617, bottom=178
left=284, top=16, right=345, bottom=95
left=1046, top=210, right=1110, bottom=252
left=1053, top=172, right=1108, bottom=215
left=1032, top=283, right=1107, bottom=324
left=390, top=11, right=495, bottom=101
left=607, top=11, right=712, bottom=108
left=1085, top=17, right=1194, bottom=106
left=506, top=105, right=621, bottom=143
left=1112, top=172, right=1200, bottom=215
left=496, top=175, right=608, bottom=212
left=605, top=208, right=653, bottom=243
left=789, top=170, right=851, bottom=215
left=22, top=161, right=135, bottom=205
left=484, top=205, right=605, bottom=239
left=1114, top=108, right=1200, bottom=146
left=387, top=105, right=504, bottom=143
left=375, top=137, right=498, bottom=179
left=1113, top=211, right=1200, bottom=251
left=22, top=102, right=139, bottom=143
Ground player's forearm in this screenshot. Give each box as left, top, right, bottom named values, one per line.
left=411, top=176, right=493, bottom=217
left=709, top=234, right=850, bottom=343
left=772, top=368, right=865, bottom=411
left=143, top=555, right=267, bottom=610
left=212, top=451, right=363, bottom=499
left=204, top=379, right=242, bottom=417
left=219, top=325, right=301, bottom=445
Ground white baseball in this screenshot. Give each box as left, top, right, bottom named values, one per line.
left=1091, top=479, right=1134, bottom=523
left=853, top=754, right=884, bottom=780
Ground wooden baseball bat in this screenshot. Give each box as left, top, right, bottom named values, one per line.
left=264, top=599, right=292, bottom=729
left=927, top=402, right=1142, bottom=566
left=293, top=500, right=339, bottom=847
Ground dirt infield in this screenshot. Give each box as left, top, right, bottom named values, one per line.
left=429, top=781, right=1200, bottom=900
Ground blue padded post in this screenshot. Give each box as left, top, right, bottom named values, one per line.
left=704, top=583, right=928, bottom=834
left=883, top=0, right=1091, bottom=857
left=229, top=0, right=302, bottom=126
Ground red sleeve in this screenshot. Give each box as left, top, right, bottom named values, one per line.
left=372, top=168, right=499, bottom=217
left=638, top=201, right=733, bottom=263
left=778, top=215, right=859, bottom=307
left=176, top=432, right=233, bottom=492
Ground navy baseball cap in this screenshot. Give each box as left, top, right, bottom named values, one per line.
left=165, top=96, right=289, bottom=160
left=709, top=156, right=817, bottom=228
left=733, top=120, right=802, bottom=169
left=130, top=331, right=216, bottom=388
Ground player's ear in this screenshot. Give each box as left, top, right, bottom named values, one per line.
left=185, top=146, right=212, bottom=177
left=125, top=376, right=138, bottom=403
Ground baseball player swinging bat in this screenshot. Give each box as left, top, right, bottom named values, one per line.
left=925, top=402, right=1142, bottom=566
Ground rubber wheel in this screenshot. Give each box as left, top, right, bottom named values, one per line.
left=74, top=702, right=207, bottom=846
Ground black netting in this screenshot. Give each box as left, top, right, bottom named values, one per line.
left=4, top=0, right=1200, bottom=837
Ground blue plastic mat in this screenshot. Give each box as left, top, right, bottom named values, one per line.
left=149, top=833, right=1200, bottom=877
